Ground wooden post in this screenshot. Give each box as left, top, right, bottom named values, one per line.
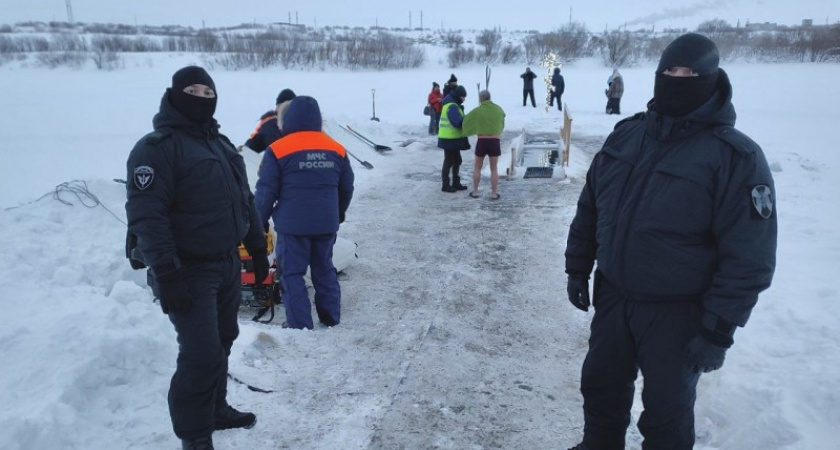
left=507, top=146, right=516, bottom=180
left=560, top=103, right=573, bottom=166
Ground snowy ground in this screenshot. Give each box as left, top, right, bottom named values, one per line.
left=1, top=54, right=839, bottom=450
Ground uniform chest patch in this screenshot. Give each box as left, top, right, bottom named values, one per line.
left=750, top=184, right=774, bottom=219
left=133, top=166, right=154, bottom=190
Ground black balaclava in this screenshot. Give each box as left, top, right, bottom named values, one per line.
left=275, top=88, right=296, bottom=105
left=653, top=33, right=720, bottom=117
left=169, top=66, right=217, bottom=124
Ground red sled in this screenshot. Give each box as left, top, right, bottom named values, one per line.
left=238, top=232, right=281, bottom=323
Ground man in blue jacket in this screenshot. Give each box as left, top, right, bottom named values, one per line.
left=126, top=66, right=268, bottom=450
left=255, top=96, right=355, bottom=330
left=564, top=34, right=777, bottom=450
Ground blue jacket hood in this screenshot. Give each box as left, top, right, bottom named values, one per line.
left=282, top=96, right=322, bottom=134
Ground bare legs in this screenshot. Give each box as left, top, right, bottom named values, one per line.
left=471, top=156, right=500, bottom=198
left=472, top=156, right=484, bottom=196
left=488, top=156, right=499, bottom=197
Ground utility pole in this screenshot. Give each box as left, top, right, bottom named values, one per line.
left=65, top=0, right=74, bottom=24
left=420, top=10, right=424, bottom=31
left=409, top=11, right=412, bottom=29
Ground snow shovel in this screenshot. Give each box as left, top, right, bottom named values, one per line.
left=370, top=88, right=380, bottom=121
left=346, top=148, right=374, bottom=170
left=344, top=124, right=393, bottom=152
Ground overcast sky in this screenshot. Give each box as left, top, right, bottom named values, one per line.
left=2, top=0, right=838, bottom=31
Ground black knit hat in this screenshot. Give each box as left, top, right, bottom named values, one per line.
left=171, top=66, right=215, bottom=92
left=275, top=88, right=296, bottom=105
left=433, top=81, right=440, bottom=88
left=448, top=74, right=458, bottom=83
left=454, top=85, right=467, bottom=98
left=656, top=33, right=720, bottom=76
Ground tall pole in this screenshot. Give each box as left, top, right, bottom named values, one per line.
left=65, top=0, right=74, bottom=24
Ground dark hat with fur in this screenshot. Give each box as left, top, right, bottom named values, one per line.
left=275, top=88, right=296, bottom=105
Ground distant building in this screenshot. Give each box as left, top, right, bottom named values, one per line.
left=802, top=19, right=813, bottom=28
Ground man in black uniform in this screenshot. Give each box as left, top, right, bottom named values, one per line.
left=564, top=33, right=777, bottom=450
left=125, top=66, right=269, bottom=450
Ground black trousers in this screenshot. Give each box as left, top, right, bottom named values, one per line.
left=523, top=88, right=536, bottom=107
left=441, top=149, right=463, bottom=187
left=581, top=273, right=701, bottom=450
left=158, top=251, right=241, bottom=439
left=550, top=92, right=562, bottom=110
left=606, top=97, right=621, bottom=114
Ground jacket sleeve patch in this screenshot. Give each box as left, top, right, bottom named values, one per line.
left=750, top=184, right=774, bottom=219
left=133, top=165, right=154, bottom=190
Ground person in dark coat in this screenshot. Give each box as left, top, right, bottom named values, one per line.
left=240, top=88, right=296, bottom=153
left=254, top=96, right=355, bottom=330
left=520, top=67, right=538, bottom=107
left=437, top=85, right=471, bottom=192
left=564, top=33, right=777, bottom=450
left=549, top=67, right=565, bottom=111
left=443, top=73, right=458, bottom=97
left=125, top=66, right=269, bottom=450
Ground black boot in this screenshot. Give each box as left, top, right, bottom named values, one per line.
left=214, top=404, right=257, bottom=430
left=182, top=435, right=214, bottom=450
left=452, top=173, right=468, bottom=191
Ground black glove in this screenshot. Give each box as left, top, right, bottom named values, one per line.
left=154, top=269, right=193, bottom=315
left=566, top=274, right=590, bottom=312
left=685, top=312, right=735, bottom=373
left=251, top=251, right=270, bottom=285
left=339, top=211, right=346, bottom=224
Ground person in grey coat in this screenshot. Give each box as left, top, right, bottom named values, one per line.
left=606, top=68, right=624, bottom=114
left=564, top=33, right=777, bottom=450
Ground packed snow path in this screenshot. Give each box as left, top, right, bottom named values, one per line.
left=227, top=131, right=595, bottom=450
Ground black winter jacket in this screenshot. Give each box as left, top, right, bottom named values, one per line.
left=551, top=72, right=565, bottom=95
left=125, top=91, right=266, bottom=275
left=565, top=69, right=776, bottom=327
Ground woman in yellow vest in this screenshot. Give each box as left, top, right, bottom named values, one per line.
left=437, top=85, right=471, bottom=192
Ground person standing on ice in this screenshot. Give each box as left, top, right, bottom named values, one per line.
left=254, top=96, right=355, bottom=330
left=427, top=81, right=443, bottom=135
left=462, top=89, right=505, bottom=200
left=437, top=84, right=471, bottom=193
left=238, top=88, right=296, bottom=153
left=125, top=66, right=268, bottom=450
left=605, top=68, right=623, bottom=114
left=520, top=66, right=538, bottom=107
left=563, top=33, right=777, bottom=450
left=549, top=67, right=565, bottom=111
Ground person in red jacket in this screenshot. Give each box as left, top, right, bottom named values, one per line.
left=427, top=82, right=443, bottom=135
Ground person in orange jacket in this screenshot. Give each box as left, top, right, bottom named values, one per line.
left=427, top=82, right=443, bottom=135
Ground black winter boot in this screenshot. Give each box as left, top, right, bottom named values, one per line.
left=566, top=443, right=589, bottom=450
left=452, top=173, right=468, bottom=191
left=182, top=435, right=214, bottom=450
left=214, top=404, right=257, bottom=430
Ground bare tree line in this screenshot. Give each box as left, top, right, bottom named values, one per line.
left=1, top=19, right=839, bottom=71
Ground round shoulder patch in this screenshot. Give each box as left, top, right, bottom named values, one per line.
left=751, top=184, right=774, bottom=219
left=133, top=166, right=154, bottom=190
